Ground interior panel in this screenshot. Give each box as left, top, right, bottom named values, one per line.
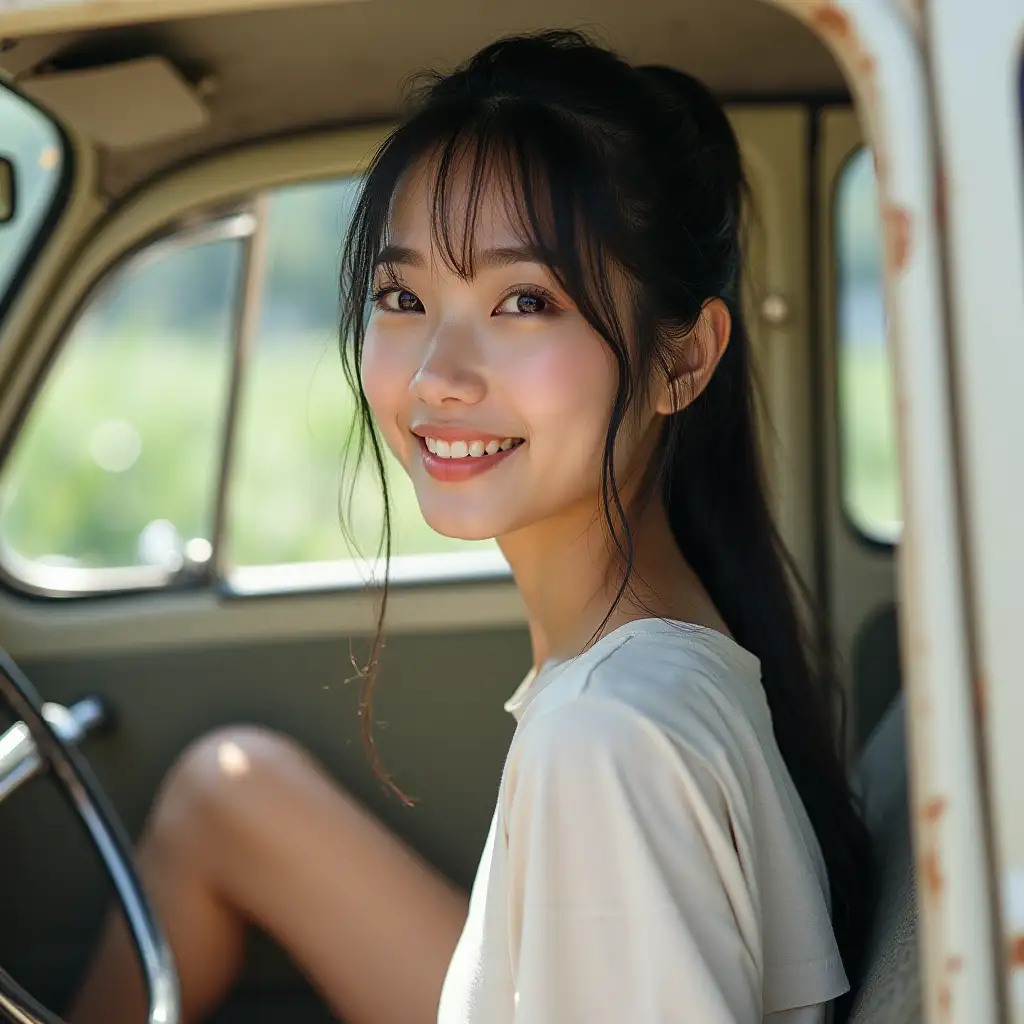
left=0, top=626, right=530, bottom=1014
left=0, top=0, right=845, bottom=197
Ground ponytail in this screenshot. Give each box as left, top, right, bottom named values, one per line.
left=642, top=64, right=877, bottom=999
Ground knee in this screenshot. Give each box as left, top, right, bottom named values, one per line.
left=149, top=725, right=315, bottom=851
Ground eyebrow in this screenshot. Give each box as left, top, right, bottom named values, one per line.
left=372, top=243, right=551, bottom=277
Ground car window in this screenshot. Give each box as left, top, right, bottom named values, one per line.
left=226, top=177, right=497, bottom=577
left=835, top=146, right=901, bottom=543
left=0, top=222, right=244, bottom=593
left=0, top=175, right=503, bottom=598
left=0, top=86, right=66, bottom=311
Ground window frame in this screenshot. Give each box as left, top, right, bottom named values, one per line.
left=0, top=83, right=74, bottom=329
left=0, top=136, right=516, bottom=600
left=0, top=206, right=257, bottom=599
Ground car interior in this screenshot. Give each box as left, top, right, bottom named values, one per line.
left=0, top=1, right=917, bottom=1021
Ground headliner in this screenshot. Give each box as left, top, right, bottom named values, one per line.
left=0, top=0, right=846, bottom=196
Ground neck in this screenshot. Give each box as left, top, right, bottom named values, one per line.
left=498, top=488, right=729, bottom=673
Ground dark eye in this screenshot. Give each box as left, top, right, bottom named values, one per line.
left=375, top=288, right=423, bottom=313
left=495, top=291, right=551, bottom=315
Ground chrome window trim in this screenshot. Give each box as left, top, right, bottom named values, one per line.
left=1, top=541, right=174, bottom=597
left=226, top=549, right=513, bottom=597
left=210, top=196, right=268, bottom=583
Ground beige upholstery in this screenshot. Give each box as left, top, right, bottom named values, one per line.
left=0, top=0, right=845, bottom=198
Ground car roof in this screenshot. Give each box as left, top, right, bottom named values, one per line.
left=0, top=0, right=845, bottom=196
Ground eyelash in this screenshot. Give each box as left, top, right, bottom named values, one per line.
left=368, top=281, right=561, bottom=316
left=495, top=284, right=561, bottom=317
left=369, top=281, right=420, bottom=313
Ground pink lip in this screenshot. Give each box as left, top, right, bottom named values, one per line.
left=416, top=435, right=525, bottom=482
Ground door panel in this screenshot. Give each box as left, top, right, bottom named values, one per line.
left=0, top=627, right=529, bottom=1010
left=0, top=106, right=810, bottom=1019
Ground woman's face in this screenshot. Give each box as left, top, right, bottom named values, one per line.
left=360, top=163, right=655, bottom=542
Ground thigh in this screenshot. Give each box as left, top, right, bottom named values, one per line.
left=159, top=726, right=468, bottom=1024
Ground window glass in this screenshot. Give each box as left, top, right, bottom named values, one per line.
left=0, top=231, right=241, bottom=584
left=227, top=177, right=498, bottom=569
left=836, top=147, right=902, bottom=542
left=0, top=87, right=65, bottom=308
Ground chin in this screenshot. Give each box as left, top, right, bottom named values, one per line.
left=422, top=516, right=497, bottom=542
left=419, top=504, right=510, bottom=542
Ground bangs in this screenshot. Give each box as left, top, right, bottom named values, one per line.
left=413, top=109, right=587, bottom=286
left=343, top=98, right=635, bottom=347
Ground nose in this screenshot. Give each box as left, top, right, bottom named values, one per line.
left=409, top=318, right=486, bottom=407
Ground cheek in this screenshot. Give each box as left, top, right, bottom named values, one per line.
left=360, top=330, right=412, bottom=456
left=516, top=331, right=617, bottom=465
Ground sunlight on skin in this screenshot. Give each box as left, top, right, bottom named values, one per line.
left=216, top=740, right=251, bottom=779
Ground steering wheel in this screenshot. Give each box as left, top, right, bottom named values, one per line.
left=0, top=645, right=180, bottom=1024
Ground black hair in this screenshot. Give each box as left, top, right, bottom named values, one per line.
left=338, top=29, right=876, bottom=1004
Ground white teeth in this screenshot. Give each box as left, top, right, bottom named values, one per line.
left=425, top=436, right=521, bottom=459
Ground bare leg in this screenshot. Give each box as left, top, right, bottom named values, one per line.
left=68, top=726, right=468, bottom=1024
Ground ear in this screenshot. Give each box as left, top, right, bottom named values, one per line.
left=653, top=298, right=732, bottom=417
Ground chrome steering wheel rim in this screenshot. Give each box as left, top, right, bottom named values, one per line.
left=0, top=646, right=180, bottom=1024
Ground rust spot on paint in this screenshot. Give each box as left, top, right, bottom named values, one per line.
left=1010, top=935, right=1024, bottom=967
left=812, top=5, right=852, bottom=41
left=922, top=845, right=945, bottom=896
left=871, top=148, right=891, bottom=193
left=859, top=55, right=877, bottom=78
left=884, top=205, right=913, bottom=274
left=946, top=955, right=963, bottom=973
left=923, top=796, right=948, bottom=823
left=938, top=984, right=951, bottom=1017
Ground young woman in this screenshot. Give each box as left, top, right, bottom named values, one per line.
left=70, top=30, right=875, bottom=1024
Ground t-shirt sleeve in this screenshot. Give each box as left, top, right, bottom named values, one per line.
left=502, top=696, right=762, bottom=1023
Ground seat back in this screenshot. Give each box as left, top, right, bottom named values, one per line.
left=846, top=696, right=922, bottom=1023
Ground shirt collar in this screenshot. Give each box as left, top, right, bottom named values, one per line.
left=502, top=618, right=761, bottom=723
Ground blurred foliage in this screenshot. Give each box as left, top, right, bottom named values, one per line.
left=0, top=174, right=491, bottom=571
left=0, top=90, right=898, bottom=579
left=836, top=148, right=902, bottom=541
left=0, top=241, right=239, bottom=568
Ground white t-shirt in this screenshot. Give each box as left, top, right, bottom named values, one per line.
left=437, top=618, right=849, bottom=1023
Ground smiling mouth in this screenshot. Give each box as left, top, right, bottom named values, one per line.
left=422, top=436, right=524, bottom=459
left=415, top=434, right=525, bottom=481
